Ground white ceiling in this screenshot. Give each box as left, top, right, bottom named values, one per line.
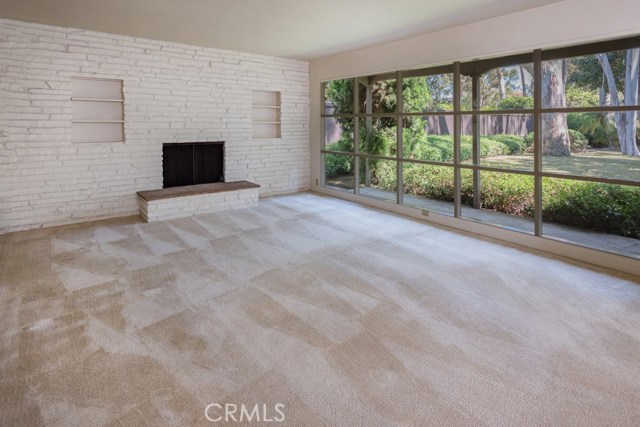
left=0, top=0, right=560, bottom=60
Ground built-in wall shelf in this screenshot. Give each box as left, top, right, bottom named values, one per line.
left=253, top=105, right=281, bottom=109
left=72, top=120, right=125, bottom=123
left=71, top=77, right=124, bottom=143
left=252, top=90, right=281, bottom=139
left=71, top=97, right=124, bottom=103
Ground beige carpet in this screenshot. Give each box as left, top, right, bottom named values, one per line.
left=1, top=192, right=639, bottom=426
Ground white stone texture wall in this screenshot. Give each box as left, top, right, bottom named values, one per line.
left=0, top=19, right=309, bottom=233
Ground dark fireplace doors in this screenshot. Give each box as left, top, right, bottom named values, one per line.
left=162, top=141, right=224, bottom=188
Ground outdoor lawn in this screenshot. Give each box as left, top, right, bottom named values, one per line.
left=480, top=150, right=640, bottom=182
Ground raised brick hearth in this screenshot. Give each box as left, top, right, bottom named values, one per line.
left=137, top=181, right=259, bottom=222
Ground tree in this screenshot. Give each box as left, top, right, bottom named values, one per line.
left=542, top=59, right=571, bottom=156
left=425, top=74, right=453, bottom=110
left=478, top=66, right=524, bottom=109
left=569, top=52, right=625, bottom=98
left=325, top=79, right=354, bottom=136
left=325, top=77, right=431, bottom=182
left=519, top=64, right=533, bottom=97
left=597, top=49, right=640, bottom=156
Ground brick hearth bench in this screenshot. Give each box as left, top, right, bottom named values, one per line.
left=137, top=181, right=260, bottom=222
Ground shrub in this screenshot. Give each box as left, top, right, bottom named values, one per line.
left=543, top=180, right=640, bottom=238
left=568, top=129, right=588, bottom=152
left=480, top=138, right=510, bottom=158
left=415, top=146, right=444, bottom=162
left=523, top=132, right=535, bottom=148
left=324, top=152, right=352, bottom=177
left=567, top=112, right=617, bottom=148
left=413, top=134, right=525, bottom=163
left=488, top=134, right=527, bottom=155
left=497, top=96, right=534, bottom=110
left=361, top=127, right=394, bottom=156
left=402, top=163, right=455, bottom=202
left=370, top=163, right=640, bottom=238
left=325, top=137, right=354, bottom=177
left=566, top=86, right=599, bottom=108
left=372, top=159, right=398, bottom=189
left=471, top=172, right=535, bottom=217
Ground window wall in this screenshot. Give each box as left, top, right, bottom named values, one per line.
left=321, top=37, right=640, bottom=259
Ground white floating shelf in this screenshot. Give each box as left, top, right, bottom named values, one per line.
left=72, top=97, right=124, bottom=103
left=72, top=120, right=125, bottom=123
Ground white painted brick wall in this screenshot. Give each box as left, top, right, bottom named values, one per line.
left=0, top=19, right=310, bottom=233
left=139, top=187, right=259, bottom=222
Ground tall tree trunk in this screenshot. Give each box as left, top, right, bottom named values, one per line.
left=519, top=65, right=527, bottom=97
left=497, top=69, right=506, bottom=99
left=541, top=59, right=571, bottom=156
left=597, top=53, right=624, bottom=151
left=598, top=50, right=640, bottom=156
left=599, top=71, right=607, bottom=107
left=600, top=71, right=615, bottom=149
left=623, top=48, right=640, bottom=156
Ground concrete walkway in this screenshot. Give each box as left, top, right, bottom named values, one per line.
left=331, top=186, right=640, bottom=258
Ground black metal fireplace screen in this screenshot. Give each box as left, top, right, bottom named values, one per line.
left=162, top=141, right=224, bottom=188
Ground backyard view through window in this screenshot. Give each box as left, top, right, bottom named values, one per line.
left=321, top=37, right=640, bottom=258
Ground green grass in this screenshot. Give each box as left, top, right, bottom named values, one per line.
left=479, top=150, right=640, bottom=181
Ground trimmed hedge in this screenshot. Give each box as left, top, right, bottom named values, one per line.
left=543, top=179, right=640, bottom=238
left=378, top=163, right=639, bottom=238
left=327, top=133, right=527, bottom=175
left=413, top=135, right=526, bottom=163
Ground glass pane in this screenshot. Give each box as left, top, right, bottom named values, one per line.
left=402, top=162, right=454, bottom=215
left=461, top=64, right=534, bottom=111
left=559, top=49, right=640, bottom=109
left=460, top=114, right=533, bottom=171
left=358, top=79, right=397, bottom=114
left=542, top=112, right=640, bottom=182
left=324, top=153, right=354, bottom=192
left=542, top=177, right=640, bottom=257
left=359, top=158, right=397, bottom=203
left=324, top=118, right=353, bottom=152
left=402, top=115, right=453, bottom=163
left=482, top=65, right=534, bottom=110
left=460, top=75, right=472, bottom=111
left=359, top=117, right=396, bottom=155
left=403, top=74, right=453, bottom=112
left=324, top=79, right=353, bottom=114
left=461, top=170, right=535, bottom=234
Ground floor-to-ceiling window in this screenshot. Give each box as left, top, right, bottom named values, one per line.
left=321, top=36, right=640, bottom=259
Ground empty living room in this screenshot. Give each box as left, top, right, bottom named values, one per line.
left=1, top=0, right=640, bottom=426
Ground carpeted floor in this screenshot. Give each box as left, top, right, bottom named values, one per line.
left=1, top=192, right=639, bottom=426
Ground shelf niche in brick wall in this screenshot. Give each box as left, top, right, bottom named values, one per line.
left=71, top=77, right=124, bottom=143
left=252, top=90, right=281, bottom=139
